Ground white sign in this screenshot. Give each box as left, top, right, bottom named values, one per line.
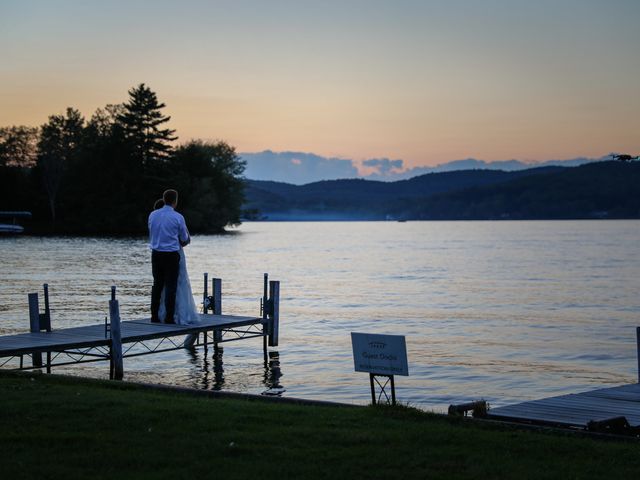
left=351, top=332, right=409, bottom=376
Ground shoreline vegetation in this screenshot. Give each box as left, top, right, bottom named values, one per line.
left=0, top=84, right=246, bottom=236
left=1, top=372, right=638, bottom=479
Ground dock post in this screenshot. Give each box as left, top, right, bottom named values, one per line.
left=108, top=286, right=118, bottom=376
left=109, top=299, right=124, bottom=380
left=196, top=273, right=210, bottom=349
left=268, top=280, right=280, bottom=347
left=42, top=284, right=51, bottom=332
left=42, top=284, right=52, bottom=373
left=212, top=278, right=222, bottom=315
left=211, top=278, right=222, bottom=356
left=28, top=293, right=43, bottom=368
left=262, top=274, right=268, bottom=361
left=637, top=326, right=640, bottom=383
left=203, top=273, right=209, bottom=312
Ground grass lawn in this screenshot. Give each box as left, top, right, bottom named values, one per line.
left=0, top=372, right=638, bottom=479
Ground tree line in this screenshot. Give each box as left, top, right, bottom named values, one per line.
left=245, top=161, right=640, bottom=220
left=0, top=84, right=246, bottom=234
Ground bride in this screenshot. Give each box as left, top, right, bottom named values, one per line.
left=154, top=199, right=200, bottom=325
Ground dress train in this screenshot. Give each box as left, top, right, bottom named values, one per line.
left=158, top=248, right=200, bottom=325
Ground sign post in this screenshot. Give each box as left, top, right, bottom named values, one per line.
left=351, top=332, right=408, bottom=405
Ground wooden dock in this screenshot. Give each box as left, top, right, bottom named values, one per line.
left=446, top=328, right=640, bottom=436
left=486, top=383, right=640, bottom=430
left=0, top=274, right=280, bottom=380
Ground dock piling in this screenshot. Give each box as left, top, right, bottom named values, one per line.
left=203, top=273, right=208, bottom=309
left=199, top=273, right=209, bottom=349
left=268, top=280, right=280, bottom=347
left=202, top=273, right=222, bottom=315
left=200, top=274, right=223, bottom=354
left=212, top=278, right=222, bottom=355
left=42, top=284, right=51, bottom=332
left=42, top=284, right=52, bottom=372
left=637, top=326, right=639, bottom=383
left=108, top=299, right=124, bottom=380
left=27, top=293, right=43, bottom=368
left=262, top=273, right=268, bottom=318
left=28, top=285, right=52, bottom=371
left=262, top=274, right=269, bottom=360
left=212, top=278, right=222, bottom=315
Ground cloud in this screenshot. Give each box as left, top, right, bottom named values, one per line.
left=242, top=150, right=604, bottom=184
left=361, top=158, right=404, bottom=175
left=241, top=150, right=359, bottom=184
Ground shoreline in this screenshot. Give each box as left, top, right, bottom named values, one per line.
left=3, top=217, right=640, bottom=239
left=2, top=370, right=637, bottom=441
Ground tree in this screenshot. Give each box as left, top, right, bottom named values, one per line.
left=171, top=140, right=246, bottom=232
left=87, top=104, right=125, bottom=139
left=0, top=85, right=250, bottom=234
left=0, top=126, right=39, bottom=167
left=37, top=108, right=84, bottom=226
left=116, top=83, right=176, bottom=165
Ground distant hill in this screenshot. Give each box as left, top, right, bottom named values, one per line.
left=243, top=161, right=640, bottom=220
left=241, top=150, right=601, bottom=184
left=399, top=161, right=640, bottom=220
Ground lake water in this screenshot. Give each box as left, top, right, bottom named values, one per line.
left=1, top=221, right=639, bottom=412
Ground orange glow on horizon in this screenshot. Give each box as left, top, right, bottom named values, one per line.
left=1, top=1, right=639, bottom=168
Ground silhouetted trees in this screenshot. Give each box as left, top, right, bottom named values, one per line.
left=0, top=84, right=245, bottom=234
left=37, top=108, right=85, bottom=225
left=0, top=126, right=39, bottom=167
left=171, top=140, right=246, bottom=231
left=117, top=83, right=176, bottom=165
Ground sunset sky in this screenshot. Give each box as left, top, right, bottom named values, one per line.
left=1, top=0, right=639, bottom=169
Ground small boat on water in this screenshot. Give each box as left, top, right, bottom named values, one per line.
left=0, top=224, right=24, bottom=234
left=0, top=211, right=31, bottom=235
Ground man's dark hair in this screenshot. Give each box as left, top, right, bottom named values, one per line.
left=163, top=189, right=178, bottom=206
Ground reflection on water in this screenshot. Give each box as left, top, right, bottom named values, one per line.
left=0, top=221, right=639, bottom=412
left=182, top=344, right=225, bottom=391
left=262, top=351, right=285, bottom=396
left=181, top=343, right=285, bottom=396
left=213, top=346, right=225, bottom=390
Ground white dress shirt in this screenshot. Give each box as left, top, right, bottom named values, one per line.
left=148, top=205, right=190, bottom=252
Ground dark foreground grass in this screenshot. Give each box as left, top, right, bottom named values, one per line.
left=0, top=372, right=638, bottom=479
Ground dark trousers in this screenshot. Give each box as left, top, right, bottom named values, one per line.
left=151, top=250, right=180, bottom=323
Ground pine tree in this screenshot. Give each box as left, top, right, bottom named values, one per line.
left=117, top=83, right=177, bottom=165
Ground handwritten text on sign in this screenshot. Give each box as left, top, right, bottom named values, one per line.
left=351, top=332, right=409, bottom=376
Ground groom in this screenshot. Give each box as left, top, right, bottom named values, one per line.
left=148, top=189, right=190, bottom=324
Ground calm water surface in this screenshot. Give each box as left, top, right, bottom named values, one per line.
left=1, top=221, right=639, bottom=412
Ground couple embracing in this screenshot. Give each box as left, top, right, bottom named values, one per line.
left=148, top=189, right=200, bottom=325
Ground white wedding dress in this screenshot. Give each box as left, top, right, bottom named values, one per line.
left=158, top=248, right=200, bottom=325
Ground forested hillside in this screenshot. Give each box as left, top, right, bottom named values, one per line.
left=244, top=162, right=640, bottom=220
